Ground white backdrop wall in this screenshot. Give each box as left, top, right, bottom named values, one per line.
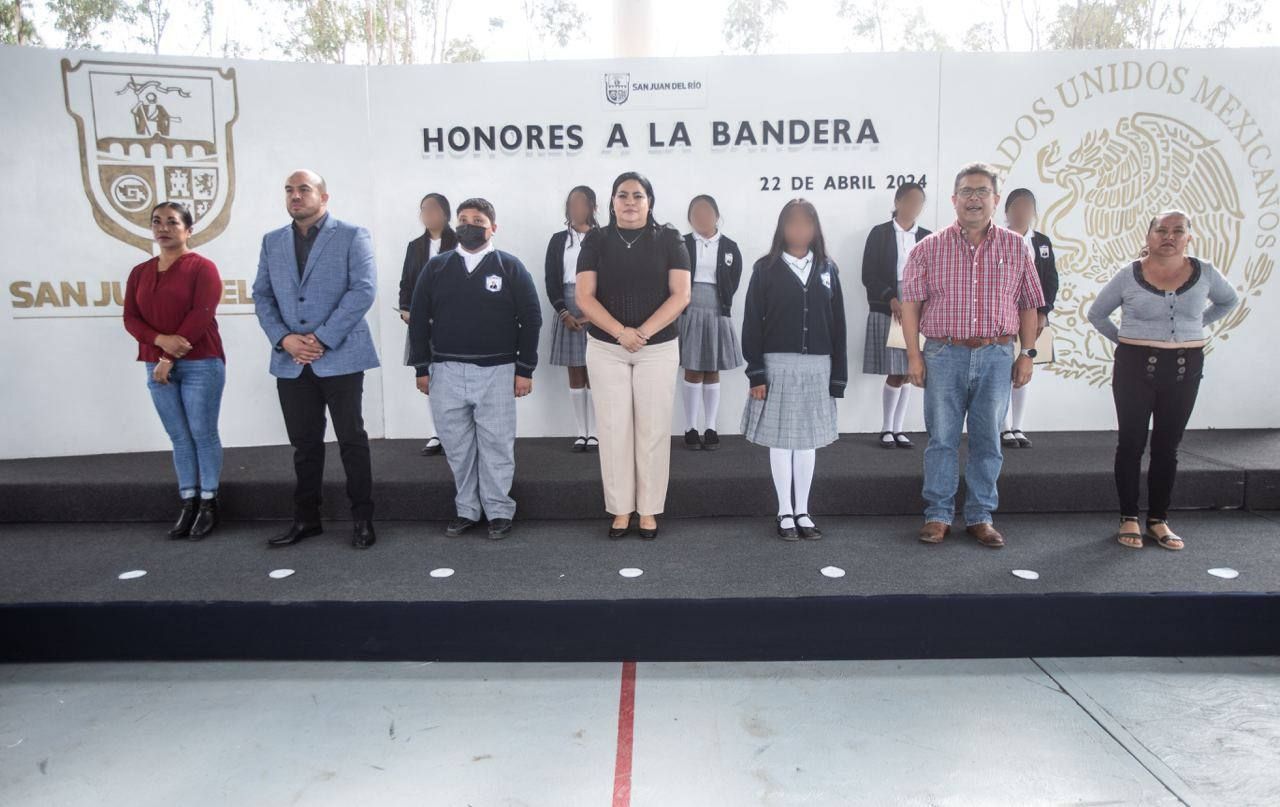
left=1, top=45, right=1276, bottom=459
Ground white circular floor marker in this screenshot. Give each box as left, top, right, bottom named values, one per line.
left=268, top=569, right=295, bottom=580
left=820, top=566, right=845, bottom=578
left=619, top=568, right=643, bottom=578
left=429, top=567, right=455, bottom=579
left=1207, top=567, right=1239, bottom=580
left=117, top=569, right=146, bottom=580
left=1011, top=569, right=1040, bottom=580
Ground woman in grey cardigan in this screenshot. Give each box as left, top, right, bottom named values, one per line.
left=1087, top=210, right=1238, bottom=551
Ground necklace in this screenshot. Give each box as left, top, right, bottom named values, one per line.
left=616, top=227, right=644, bottom=249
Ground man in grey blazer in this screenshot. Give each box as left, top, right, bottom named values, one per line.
left=253, top=169, right=380, bottom=549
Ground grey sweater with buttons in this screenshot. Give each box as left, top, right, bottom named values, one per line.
left=1087, top=258, right=1238, bottom=344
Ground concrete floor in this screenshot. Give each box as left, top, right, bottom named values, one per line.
left=1, top=658, right=1277, bottom=806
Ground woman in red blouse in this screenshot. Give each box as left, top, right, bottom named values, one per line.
left=123, top=202, right=226, bottom=540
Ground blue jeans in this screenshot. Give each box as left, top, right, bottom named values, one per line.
left=145, top=358, right=225, bottom=497
left=921, top=339, right=1014, bottom=526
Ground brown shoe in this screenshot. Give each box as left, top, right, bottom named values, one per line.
left=966, top=523, right=1005, bottom=548
left=918, top=521, right=950, bottom=544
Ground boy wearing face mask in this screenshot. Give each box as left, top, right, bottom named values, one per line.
left=407, top=198, right=543, bottom=539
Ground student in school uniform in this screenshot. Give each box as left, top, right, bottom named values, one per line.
left=398, top=192, right=457, bottom=456
left=544, top=185, right=600, bottom=452
left=678, top=194, right=745, bottom=451
left=408, top=197, right=542, bottom=540
left=741, top=199, right=847, bottom=541
left=860, top=182, right=930, bottom=449
left=1000, top=188, right=1058, bottom=449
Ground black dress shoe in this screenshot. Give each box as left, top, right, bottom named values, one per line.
left=683, top=428, right=702, bottom=450
left=585, top=436, right=599, bottom=452
left=796, top=514, right=823, bottom=540
left=168, top=497, right=198, bottom=538
left=1001, top=430, right=1019, bottom=448
left=572, top=436, right=587, bottom=453
left=487, top=518, right=514, bottom=540
left=893, top=432, right=914, bottom=449
left=187, top=496, right=219, bottom=540
left=608, top=518, right=633, bottom=539
left=1013, top=430, right=1033, bottom=448
left=421, top=437, right=444, bottom=456
left=352, top=520, right=376, bottom=549
left=268, top=521, right=323, bottom=547
left=776, top=515, right=800, bottom=541
left=878, top=431, right=897, bottom=449
left=446, top=517, right=479, bottom=537
left=702, top=429, right=721, bottom=451
left=638, top=520, right=659, bottom=540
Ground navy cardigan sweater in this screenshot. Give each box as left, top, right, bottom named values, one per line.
left=741, top=254, right=848, bottom=398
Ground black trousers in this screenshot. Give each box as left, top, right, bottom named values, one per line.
left=1111, top=343, right=1203, bottom=520
left=276, top=366, right=374, bottom=522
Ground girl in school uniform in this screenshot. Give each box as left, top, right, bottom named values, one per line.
left=860, top=182, right=929, bottom=449
left=741, top=199, right=848, bottom=541
left=398, top=192, right=457, bottom=456
left=1001, top=188, right=1059, bottom=449
left=678, top=194, right=744, bottom=451
left=544, top=185, right=600, bottom=452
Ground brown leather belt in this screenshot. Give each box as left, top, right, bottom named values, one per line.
left=938, top=335, right=1015, bottom=348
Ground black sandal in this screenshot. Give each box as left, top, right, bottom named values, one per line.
left=1144, top=518, right=1184, bottom=551
left=776, top=515, right=800, bottom=541
left=1116, top=517, right=1143, bottom=549
left=795, top=514, right=822, bottom=540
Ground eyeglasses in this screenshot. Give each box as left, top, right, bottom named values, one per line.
left=956, top=188, right=993, bottom=199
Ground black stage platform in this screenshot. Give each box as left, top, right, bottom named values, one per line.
left=1, top=430, right=1277, bottom=522
left=1, top=430, right=1278, bottom=662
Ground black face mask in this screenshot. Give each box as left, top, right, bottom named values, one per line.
left=456, top=223, right=489, bottom=250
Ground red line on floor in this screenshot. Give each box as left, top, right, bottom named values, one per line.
left=612, top=660, right=637, bottom=807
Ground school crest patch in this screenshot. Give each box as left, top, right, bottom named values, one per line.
left=485, top=274, right=503, bottom=292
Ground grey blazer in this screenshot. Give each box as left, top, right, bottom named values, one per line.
left=253, top=215, right=380, bottom=378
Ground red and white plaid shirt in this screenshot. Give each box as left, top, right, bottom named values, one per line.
left=900, top=221, right=1045, bottom=339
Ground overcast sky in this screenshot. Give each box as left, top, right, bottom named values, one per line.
left=23, top=0, right=1280, bottom=62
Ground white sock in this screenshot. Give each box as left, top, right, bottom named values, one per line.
left=892, top=384, right=911, bottom=434
left=769, top=448, right=793, bottom=518
left=1010, top=384, right=1028, bottom=432
left=682, top=380, right=702, bottom=432
left=584, top=388, right=595, bottom=437
left=569, top=388, right=588, bottom=437
left=881, top=382, right=901, bottom=432
left=793, top=449, right=816, bottom=523
left=423, top=399, right=437, bottom=438
left=701, top=383, right=721, bottom=431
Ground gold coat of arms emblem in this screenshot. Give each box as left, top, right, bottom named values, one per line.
left=61, top=58, right=240, bottom=253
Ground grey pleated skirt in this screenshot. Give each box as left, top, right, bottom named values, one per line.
left=678, top=283, right=744, bottom=372
left=549, top=281, right=588, bottom=367
left=862, top=311, right=909, bottom=375
left=741, top=353, right=839, bottom=450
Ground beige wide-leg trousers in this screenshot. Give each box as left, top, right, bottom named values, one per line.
left=585, top=335, right=680, bottom=516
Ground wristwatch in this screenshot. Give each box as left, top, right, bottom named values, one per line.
left=1020, top=347, right=1038, bottom=359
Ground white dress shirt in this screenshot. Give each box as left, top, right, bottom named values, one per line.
left=428, top=237, right=442, bottom=261
left=563, top=227, right=588, bottom=284
left=893, top=218, right=919, bottom=281
left=781, top=250, right=814, bottom=286
left=460, top=239, right=495, bottom=274
left=692, top=230, right=721, bottom=285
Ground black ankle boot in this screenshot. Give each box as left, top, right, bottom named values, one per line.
left=168, top=497, right=198, bottom=538
left=188, top=495, right=219, bottom=540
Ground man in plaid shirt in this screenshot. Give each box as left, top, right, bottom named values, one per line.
left=899, top=163, right=1045, bottom=548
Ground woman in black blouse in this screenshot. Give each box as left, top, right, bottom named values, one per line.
left=576, top=172, right=692, bottom=539
left=398, top=192, right=457, bottom=456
